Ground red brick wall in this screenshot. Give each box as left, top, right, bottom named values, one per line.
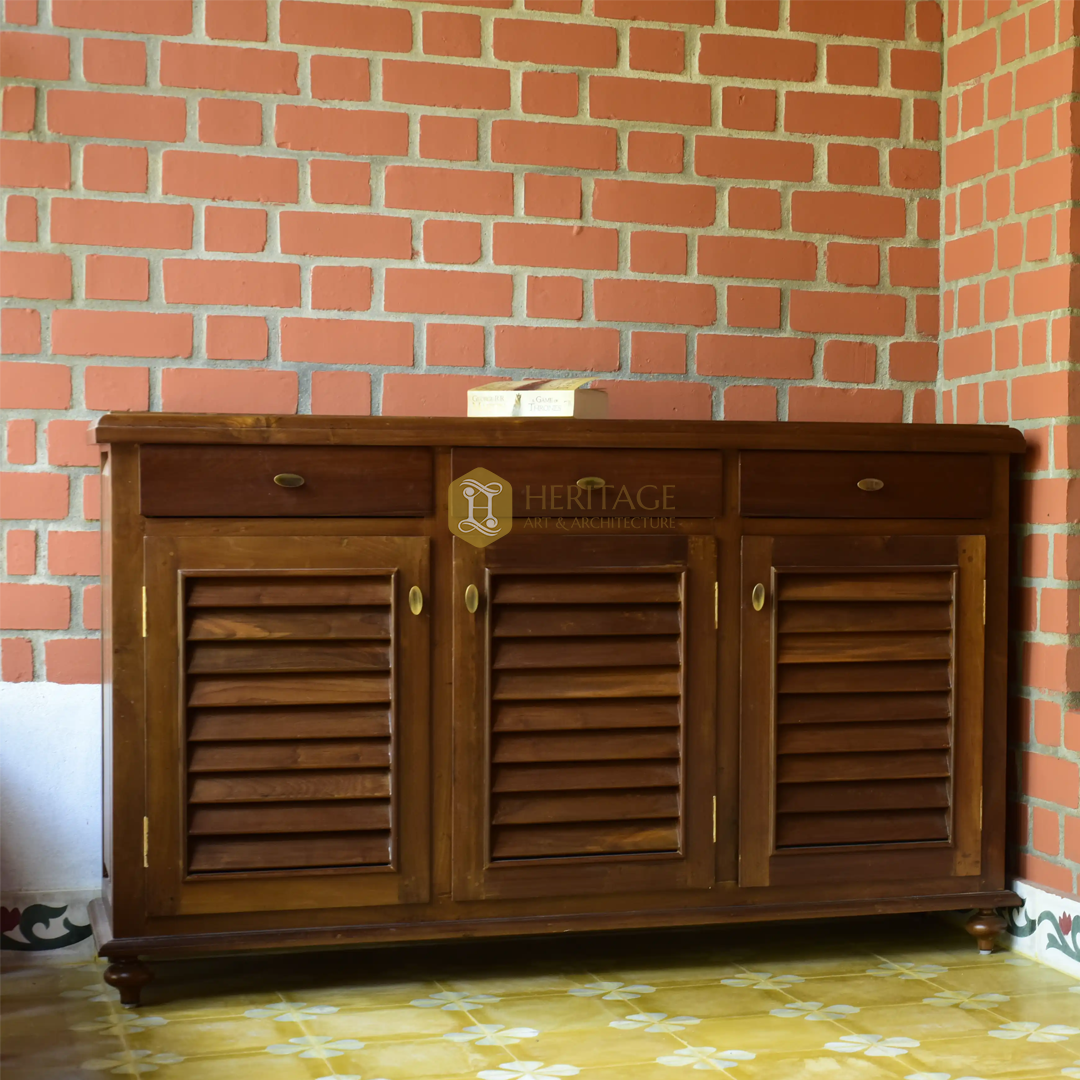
left=941, top=0, right=1080, bottom=897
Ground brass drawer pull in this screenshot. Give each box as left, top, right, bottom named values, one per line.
left=408, top=586, right=423, bottom=615
left=576, top=476, right=605, bottom=490
left=464, top=584, right=479, bottom=614
left=273, top=473, right=305, bottom=488
left=751, top=583, right=765, bottom=612
left=857, top=478, right=884, bottom=492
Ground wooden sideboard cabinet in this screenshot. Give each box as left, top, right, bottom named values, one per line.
left=89, top=415, right=1025, bottom=1004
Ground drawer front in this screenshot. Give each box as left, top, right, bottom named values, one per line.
left=740, top=451, right=993, bottom=519
left=140, top=445, right=433, bottom=517
left=451, top=448, right=722, bottom=517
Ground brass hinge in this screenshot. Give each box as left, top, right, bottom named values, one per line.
left=982, top=580, right=986, bottom=626
left=142, top=816, right=149, bottom=868
left=141, top=587, right=147, bottom=637
left=713, top=581, right=719, bottom=630
left=712, top=796, right=717, bottom=843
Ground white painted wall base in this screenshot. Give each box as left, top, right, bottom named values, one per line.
left=1001, top=880, right=1080, bottom=980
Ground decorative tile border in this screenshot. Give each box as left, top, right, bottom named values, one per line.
left=1001, top=880, right=1080, bottom=980
left=1, top=891, right=93, bottom=952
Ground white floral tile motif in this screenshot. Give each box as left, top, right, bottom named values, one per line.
left=80, top=1049, right=184, bottom=1075
left=568, top=981, right=655, bottom=1000
left=656, top=1047, right=756, bottom=1069
left=904, top=1073, right=989, bottom=1080
left=444, top=1024, right=540, bottom=1046
left=60, top=981, right=116, bottom=1002
left=610, top=1012, right=701, bottom=1032
left=867, top=962, right=948, bottom=980
left=1062, top=1068, right=1080, bottom=1077
left=988, top=1021, right=1080, bottom=1042
left=478, top=1063, right=579, bottom=1080
left=824, top=1034, right=920, bottom=1057
left=71, top=1013, right=168, bottom=1036
left=922, top=991, right=1009, bottom=1009
left=244, top=1001, right=339, bottom=1021
left=769, top=1001, right=859, bottom=1021
left=410, top=990, right=501, bottom=1010
left=265, top=1035, right=364, bottom=1058
left=720, top=971, right=804, bottom=989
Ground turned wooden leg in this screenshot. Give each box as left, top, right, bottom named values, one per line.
left=965, top=908, right=1008, bottom=955
left=103, top=958, right=153, bottom=1007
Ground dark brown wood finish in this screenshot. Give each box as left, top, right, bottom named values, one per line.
left=91, top=414, right=1021, bottom=999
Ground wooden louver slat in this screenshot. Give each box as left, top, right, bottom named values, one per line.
left=184, top=573, right=395, bottom=875
left=488, top=571, right=684, bottom=862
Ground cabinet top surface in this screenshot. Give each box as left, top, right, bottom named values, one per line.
left=92, top=413, right=1026, bottom=454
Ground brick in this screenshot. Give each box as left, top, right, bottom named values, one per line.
left=495, top=325, right=620, bottom=371
left=986, top=175, right=1010, bottom=220
left=890, top=148, right=939, bottom=190
left=0, top=309, right=40, bottom=355
left=890, top=48, right=939, bottom=91
left=998, top=222, right=1023, bottom=269
left=4, top=196, right=37, bottom=248
left=47, top=89, right=185, bottom=142
left=598, top=379, right=713, bottom=421
left=698, top=333, right=814, bottom=378
left=275, top=104, right=408, bottom=158
left=311, top=265, right=372, bottom=311
left=724, top=384, right=776, bottom=421
left=591, top=75, right=710, bottom=127
left=82, top=583, right=101, bottom=631
left=198, top=98, right=262, bottom=146
left=419, top=115, right=478, bottom=162
left=493, top=222, right=615, bottom=272
left=727, top=284, right=779, bottom=329
left=631, top=231, right=686, bottom=275
left=823, top=339, right=876, bottom=384
left=982, top=379, right=1008, bottom=423
left=695, top=135, right=813, bottom=182
left=789, top=386, right=904, bottom=423
left=0, top=360, right=67, bottom=407
left=84, top=365, right=149, bottom=411
left=493, top=18, right=616, bottom=67
left=1018, top=50, right=1080, bottom=112
left=1041, top=589, right=1078, bottom=634
left=0, top=583, right=69, bottom=629
left=1069, top=713, right=1080, bottom=754
left=945, top=130, right=994, bottom=186
left=311, top=160, right=370, bottom=206
left=0, top=251, right=69, bottom=300
left=2, top=85, right=35, bottom=133
left=85, top=254, right=149, bottom=301
left=423, top=10, right=480, bottom=57
left=161, top=367, right=297, bottom=414
left=521, top=72, right=578, bottom=118
left=722, top=87, right=775, bottom=131
left=47, top=530, right=100, bottom=576
left=1033, top=806, right=1060, bottom=855
left=164, top=259, right=298, bottom=309
left=725, top=1, right=779, bottom=30
left=82, top=144, right=147, bottom=193
left=827, top=44, right=879, bottom=87
left=1015, top=157, right=1078, bottom=213
left=699, top=235, right=815, bottom=281
left=827, top=243, right=880, bottom=287
left=53, top=310, right=192, bottom=359
left=630, top=331, right=685, bottom=374
left=628, top=131, right=684, bottom=174
left=0, top=30, right=68, bottom=79
left=792, top=191, right=906, bottom=239
left=44, top=639, right=101, bottom=685
left=386, top=164, right=513, bottom=215
left=594, top=179, right=714, bottom=227
left=999, top=120, right=1023, bottom=170
left=789, top=0, right=905, bottom=38
left=83, top=474, right=100, bottom=520
left=5, top=420, right=34, bottom=464
left=382, top=373, right=508, bottom=417
left=311, top=55, right=369, bottom=102
left=728, top=188, right=780, bottom=230
left=786, top=92, right=900, bottom=139
left=596, top=279, right=715, bottom=326
left=526, top=0, right=581, bottom=10
left=383, top=60, right=509, bottom=111
left=790, top=291, right=905, bottom=335
left=527, top=275, right=583, bottom=320
left=4, top=0, right=37, bottom=25
left=828, top=144, right=879, bottom=186
left=630, top=27, right=684, bottom=73
left=53, top=0, right=191, bottom=34
left=51, top=198, right=191, bottom=249
left=913, top=99, right=939, bottom=141
left=279, top=1, right=412, bottom=52
left=206, top=0, right=266, bottom=41
left=423, top=220, right=481, bottom=265
left=890, top=341, right=938, bottom=381
left=311, top=370, right=371, bottom=414
left=0, top=472, right=67, bottom=519
left=491, top=120, right=617, bottom=171
left=890, top=246, right=938, bottom=287
left=946, top=28, right=995, bottom=86
left=915, top=294, right=939, bottom=336
left=524, top=173, right=581, bottom=219
left=163, top=150, right=296, bottom=204
left=1027, top=109, right=1054, bottom=162
left=205, top=207, right=266, bottom=254
left=1000, top=13, right=1025, bottom=64
left=1012, top=371, right=1078, bottom=419
left=1067, top=815, right=1080, bottom=866
left=1016, top=265, right=1079, bottom=316
left=1027, top=216, right=1053, bottom=263
left=281, top=318, right=413, bottom=366
left=595, top=0, right=714, bottom=21
left=1023, top=751, right=1079, bottom=808
left=0, top=140, right=69, bottom=189
left=83, top=37, right=145, bottom=85
left=425, top=324, right=484, bottom=367
left=4, top=529, right=34, bottom=574
left=385, top=268, right=511, bottom=317
left=281, top=210, right=412, bottom=259
left=206, top=315, right=267, bottom=361
left=699, top=34, right=816, bottom=82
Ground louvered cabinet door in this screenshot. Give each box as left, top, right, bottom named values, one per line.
left=740, top=535, right=986, bottom=890
left=453, top=533, right=716, bottom=901
left=143, top=534, right=429, bottom=917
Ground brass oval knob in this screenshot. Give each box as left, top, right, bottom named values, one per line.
left=464, top=584, right=479, bottom=614
left=408, top=586, right=423, bottom=616
left=751, top=583, right=765, bottom=612
left=857, top=478, right=884, bottom=492
left=576, top=476, right=605, bottom=490
left=273, top=473, right=305, bottom=488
